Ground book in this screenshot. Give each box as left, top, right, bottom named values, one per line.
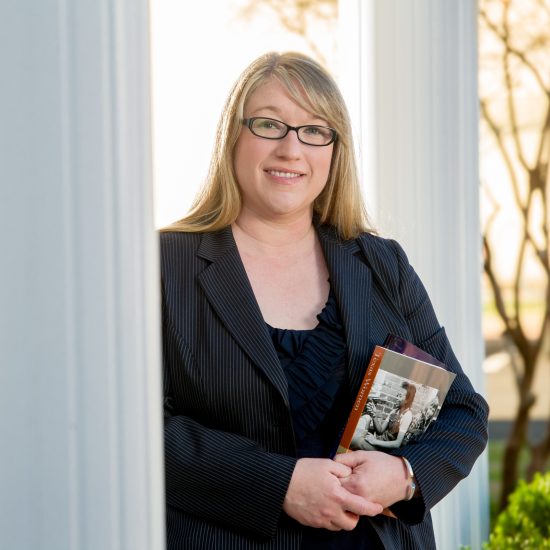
left=335, top=335, right=456, bottom=455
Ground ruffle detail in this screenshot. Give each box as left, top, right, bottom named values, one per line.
left=267, top=289, right=347, bottom=452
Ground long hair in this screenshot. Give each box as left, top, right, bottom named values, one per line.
left=163, top=52, right=374, bottom=239
left=401, top=383, right=417, bottom=411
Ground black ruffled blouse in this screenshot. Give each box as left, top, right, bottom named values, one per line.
left=267, top=289, right=383, bottom=549
left=267, top=289, right=349, bottom=458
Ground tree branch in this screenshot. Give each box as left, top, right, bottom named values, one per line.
left=483, top=236, right=517, bottom=337
left=480, top=99, right=524, bottom=210
left=480, top=6, right=548, bottom=94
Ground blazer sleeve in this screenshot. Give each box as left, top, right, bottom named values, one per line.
left=162, top=310, right=297, bottom=539
left=382, top=240, right=489, bottom=524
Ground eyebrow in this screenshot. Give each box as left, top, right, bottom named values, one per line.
left=249, top=105, right=281, bottom=116
left=248, top=106, right=328, bottom=125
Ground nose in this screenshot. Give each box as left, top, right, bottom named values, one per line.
left=274, top=129, right=302, bottom=158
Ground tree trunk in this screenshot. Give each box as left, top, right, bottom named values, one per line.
left=526, top=429, right=550, bottom=480
left=499, top=345, right=537, bottom=511
left=499, top=400, right=532, bottom=510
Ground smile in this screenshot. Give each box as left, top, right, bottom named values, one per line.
left=266, top=170, right=304, bottom=179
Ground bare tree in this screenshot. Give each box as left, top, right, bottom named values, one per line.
left=479, top=0, right=550, bottom=511
left=239, top=0, right=550, bottom=515
left=237, top=0, right=337, bottom=66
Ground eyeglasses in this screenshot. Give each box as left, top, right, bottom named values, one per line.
left=242, top=117, right=337, bottom=146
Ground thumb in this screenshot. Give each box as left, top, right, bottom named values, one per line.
left=334, top=451, right=364, bottom=468
left=329, top=460, right=352, bottom=478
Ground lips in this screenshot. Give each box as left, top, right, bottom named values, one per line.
left=265, top=169, right=305, bottom=179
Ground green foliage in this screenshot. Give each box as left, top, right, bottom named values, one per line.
left=484, top=472, right=550, bottom=549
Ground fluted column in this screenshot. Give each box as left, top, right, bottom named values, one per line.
left=339, top=1, right=489, bottom=548
left=0, top=1, right=164, bottom=549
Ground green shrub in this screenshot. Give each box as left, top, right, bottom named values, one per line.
left=484, top=472, right=550, bottom=549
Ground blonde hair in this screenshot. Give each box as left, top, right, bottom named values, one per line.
left=163, top=51, right=374, bottom=239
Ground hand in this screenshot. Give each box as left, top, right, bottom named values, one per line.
left=334, top=451, right=409, bottom=508
left=364, top=433, right=377, bottom=444
left=283, top=458, right=383, bottom=531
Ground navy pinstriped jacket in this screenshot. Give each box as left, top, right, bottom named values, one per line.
left=161, top=224, right=489, bottom=550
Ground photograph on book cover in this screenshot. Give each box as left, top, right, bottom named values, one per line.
left=349, top=351, right=455, bottom=451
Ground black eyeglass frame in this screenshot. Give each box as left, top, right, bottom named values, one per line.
left=242, top=117, right=337, bottom=147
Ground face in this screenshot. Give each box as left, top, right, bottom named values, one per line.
left=233, top=79, right=334, bottom=223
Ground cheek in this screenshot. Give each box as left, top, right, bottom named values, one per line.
left=320, top=144, right=335, bottom=170
left=233, top=146, right=255, bottom=188
left=234, top=136, right=269, bottom=178
left=314, top=150, right=334, bottom=182
left=232, top=137, right=248, bottom=178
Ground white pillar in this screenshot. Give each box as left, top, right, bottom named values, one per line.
left=0, top=1, right=164, bottom=549
left=339, top=1, right=489, bottom=548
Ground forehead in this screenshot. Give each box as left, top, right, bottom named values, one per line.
left=244, top=78, right=322, bottom=121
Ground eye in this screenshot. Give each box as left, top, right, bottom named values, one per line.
left=303, top=125, right=333, bottom=141
left=255, top=118, right=284, bottom=130
left=303, top=125, right=323, bottom=136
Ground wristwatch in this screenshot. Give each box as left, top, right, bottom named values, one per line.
left=401, top=457, right=416, bottom=501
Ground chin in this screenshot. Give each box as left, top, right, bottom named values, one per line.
left=265, top=203, right=309, bottom=219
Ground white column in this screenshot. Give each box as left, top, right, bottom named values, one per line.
left=339, top=1, right=489, bottom=548
left=0, top=1, right=164, bottom=549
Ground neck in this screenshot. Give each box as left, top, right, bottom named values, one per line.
left=233, top=211, right=315, bottom=251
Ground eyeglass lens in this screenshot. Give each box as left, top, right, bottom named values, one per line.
left=248, top=117, right=335, bottom=146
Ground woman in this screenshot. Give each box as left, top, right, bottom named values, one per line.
left=160, top=51, right=489, bottom=549
left=354, top=383, right=417, bottom=451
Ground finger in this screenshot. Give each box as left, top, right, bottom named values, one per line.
left=329, top=512, right=360, bottom=532
left=343, top=492, right=383, bottom=517
left=334, top=450, right=364, bottom=468
left=341, top=511, right=361, bottom=531
left=329, top=461, right=353, bottom=478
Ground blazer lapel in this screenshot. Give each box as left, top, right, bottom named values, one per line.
left=317, top=225, right=375, bottom=395
left=196, top=228, right=290, bottom=407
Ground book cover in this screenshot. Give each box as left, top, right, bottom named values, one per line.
left=383, top=334, right=446, bottom=369
left=335, top=336, right=456, bottom=455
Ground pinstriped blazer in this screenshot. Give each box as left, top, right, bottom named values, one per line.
left=161, top=223, right=489, bottom=550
